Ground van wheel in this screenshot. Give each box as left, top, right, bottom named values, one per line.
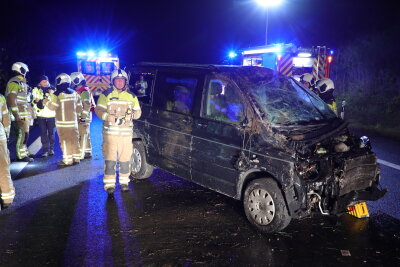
left=130, top=141, right=154, bottom=179
left=243, top=178, right=291, bottom=234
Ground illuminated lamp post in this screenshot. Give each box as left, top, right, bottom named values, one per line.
left=255, top=0, right=283, bottom=45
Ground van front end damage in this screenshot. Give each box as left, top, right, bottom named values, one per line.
left=294, top=133, right=387, bottom=217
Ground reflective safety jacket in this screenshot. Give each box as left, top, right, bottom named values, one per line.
left=95, top=88, right=141, bottom=136
left=32, top=86, right=56, bottom=118
left=76, top=86, right=92, bottom=123
left=47, top=89, right=83, bottom=128
left=5, top=75, right=30, bottom=121
left=0, top=94, right=11, bottom=141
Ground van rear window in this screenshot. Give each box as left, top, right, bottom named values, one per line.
left=100, top=62, right=114, bottom=75
left=81, top=61, right=96, bottom=75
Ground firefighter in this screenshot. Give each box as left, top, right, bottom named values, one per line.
left=47, top=73, right=83, bottom=167
left=95, top=69, right=141, bottom=196
left=32, top=75, right=56, bottom=157
left=71, top=72, right=92, bottom=159
left=135, top=75, right=148, bottom=96
left=0, top=93, right=15, bottom=209
left=316, top=78, right=338, bottom=115
left=299, top=73, right=317, bottom=93
left=5, top=62, right=33, bottom=162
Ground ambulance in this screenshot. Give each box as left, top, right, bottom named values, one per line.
left=76, top=51, right=120, bottom=96
left=241, top=43, right=333, bottom=81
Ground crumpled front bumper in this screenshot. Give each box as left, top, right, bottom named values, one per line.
left=333, top=185, right=388, bottom=214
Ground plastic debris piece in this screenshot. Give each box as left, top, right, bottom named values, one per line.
left=341, top=250, right=351, bottom=256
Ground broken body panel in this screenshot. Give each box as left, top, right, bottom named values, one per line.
left=130, top=63, right=386, bottom=228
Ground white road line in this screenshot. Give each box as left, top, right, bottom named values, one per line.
left=377, top=159, right=400, bottom=171
left=10, top=137, right=42, bottom=177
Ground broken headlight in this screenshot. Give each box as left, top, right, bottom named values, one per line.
left=359, top=136, right=371, bottom=150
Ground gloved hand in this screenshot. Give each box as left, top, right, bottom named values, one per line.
left=115, top=117, right=126, bottom=125
left=106, top=113, right=116, bottom=123
left=37, top=99, right=44, bottom=109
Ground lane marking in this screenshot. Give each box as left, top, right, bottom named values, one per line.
left=10, top=137, right=42, bottom=177
left=377, top=159, right=400, bottom=171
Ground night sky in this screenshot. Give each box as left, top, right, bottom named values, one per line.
left=0, top=0, right=398, bottom=82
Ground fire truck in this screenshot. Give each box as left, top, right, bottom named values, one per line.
left=241, top=43, right=333, bottom=80
left=76, top=51, right=120, bottom=96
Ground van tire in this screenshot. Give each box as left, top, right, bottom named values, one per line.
left=130, top=141, right=154, bottom=179
left=243, top=178, right=291, bottom=234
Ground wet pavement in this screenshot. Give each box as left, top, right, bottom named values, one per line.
left=0, top=117, right=399, bottom=266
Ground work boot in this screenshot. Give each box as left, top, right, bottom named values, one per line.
left=41, top=152, right=49, bottom=158
left=49, top=149, right=54, bottom=156
left=1, top=202, right=11, bottom=210
left=18, top=156, right=33, bottom=162
left=84, top=153, right=92, bottom=159
left=121, top=184, right=129, bottom=192
left=57, top=161, right=71, bottom=168
left=106, top=188, right=115, bottom=197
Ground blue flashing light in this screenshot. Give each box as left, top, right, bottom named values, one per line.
left=228, top=51, right=237, bottom=58
left=76, top=52, right=86, bottom=56
left=330, top=50, right=334, bottom=55
left=99, top=50, right=108, bottom=57
left=87, top=50, right=95, bottom=57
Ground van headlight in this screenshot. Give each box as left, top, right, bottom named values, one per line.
left=359, top=136, right=371, bottom=149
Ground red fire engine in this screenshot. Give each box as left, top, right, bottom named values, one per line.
left=241, top=43, right=333, bottom=80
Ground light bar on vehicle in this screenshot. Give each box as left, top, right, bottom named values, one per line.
left=242, top=46, right=282, bottom=55
left=297, top=52, right=312, bottom=58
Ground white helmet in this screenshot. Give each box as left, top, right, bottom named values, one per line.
left=55, top=73, right=72, bottom=86
left=300, top=73, right=315, bottom=86
left=111, top=69, right=129, bottom=90
left=70, top=72, right=85, bottom=86
left=12, top=62, right=29, bottom=77
left=316, top=78, right=334, bottom=93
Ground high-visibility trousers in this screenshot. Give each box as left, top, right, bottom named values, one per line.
left=14, top=119, right=31, bottom=159
left=102, top=134, right=133, bottom=190
left=57, top=126, right=81, bottom=165
left=0, top=140, right=15, bottom=205
left=78, top=122, right=92, bottom=159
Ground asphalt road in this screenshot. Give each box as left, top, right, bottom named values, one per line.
left=0, top=117, right=399, bottom=266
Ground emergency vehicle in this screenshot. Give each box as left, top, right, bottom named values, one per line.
left=241, top=43, right=333, bottom=80
left=76, top=51, right=120, bottom=96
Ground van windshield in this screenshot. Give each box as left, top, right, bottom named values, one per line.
left=245, top=76, right=337, bottom=126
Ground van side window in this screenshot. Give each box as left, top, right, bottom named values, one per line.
left=203, top=79, right=245, bottom=124
left=131, top=71, right=155, bottom=105
left=153, top=73, right=197, bottom=114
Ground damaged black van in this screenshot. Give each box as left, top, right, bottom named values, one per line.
left=128, top=63, right=387, bottom=233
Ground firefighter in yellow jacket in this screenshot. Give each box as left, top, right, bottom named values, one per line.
left=5, top=62, right=33, bottom=162
left=71, top=72, right=93, bottom=159
left=95, top=69, right=141, bottom=196
left=0, top=93, right=15, bottom=209
left=32, top=75, right=56, bottom=157
left=47, top=73, right=83, bottom=167
left=316, top=78, right=338, bottom=115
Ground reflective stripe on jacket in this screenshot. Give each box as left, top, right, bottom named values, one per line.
left=95, top=88, right=141, bottom=136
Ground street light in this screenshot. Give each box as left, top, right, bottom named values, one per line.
left=255, top=0, right=283, bottom=45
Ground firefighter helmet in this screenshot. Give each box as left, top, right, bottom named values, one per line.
left=300, top=73, right=315, bottom=87
left=55, top=73, right=72, bottom=86
left=111, top=69, right=129, bottom=90
left=316, top=78, right=334, bottom=93
left=12, top=62, right=29, bottom=77
left=70, top=72, right=85, bottom=86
